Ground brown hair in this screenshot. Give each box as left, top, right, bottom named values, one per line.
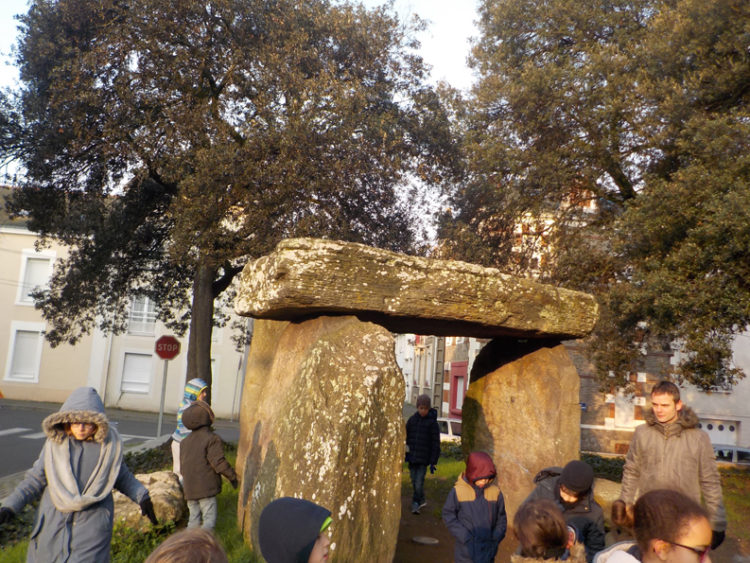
left=514, top=499, right=568, bottom=559
left=632, top=489, right=709, bottom=553
left=650, top=380, right=680, bottom=402
left=144, top=528, right=228, bottom=563
left=62, top=422, right=97, bottom=441
left=416, top=394, right=431, bottom=408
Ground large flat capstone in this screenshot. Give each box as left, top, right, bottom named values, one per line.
left=235, top=238, right=599, bottom=339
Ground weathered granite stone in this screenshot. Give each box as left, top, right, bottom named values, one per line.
left=236, top=317, right=404, bottom=563
left=460, top=338, right=581, bottom=522
left=235, top=238, right=599, bottom=339
left=113, top=470, right=186, bottom=530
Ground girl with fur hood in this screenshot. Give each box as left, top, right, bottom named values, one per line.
left=0, top=387, right=157, bottom=562
left=442, top=451, right=507, bottom=562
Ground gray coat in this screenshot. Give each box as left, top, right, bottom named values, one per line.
left=619, top=406, right=726, bottom=532
left=2, top=387, right=149, bottom=562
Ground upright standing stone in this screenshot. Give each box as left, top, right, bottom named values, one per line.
left=460, top=338, right=581, bottom=521
left=236, top=316, right=404, bottom=563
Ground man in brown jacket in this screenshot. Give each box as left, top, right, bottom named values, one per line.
left=617, top=380, right=726, bottom=549
left=180, top=400, right=238, bottom=530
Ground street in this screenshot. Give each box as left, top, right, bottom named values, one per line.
left=0, top=400, right=240, bottom=479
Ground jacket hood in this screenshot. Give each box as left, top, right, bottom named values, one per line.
left=183, top=378, right=208, bottom=402
left=465, top=451, right=497, bottom=484
left=42, top=386, right=109, bottom=443
left=259, top=497, right=331, bottom=563
left=533, top=466, right=563, bottom=484
left=645, top=404, right=700, bottom=430
left=182, top=400, right=215, bottom=430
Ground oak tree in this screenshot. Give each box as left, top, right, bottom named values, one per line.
left=440, top=0, right=750, bottom=390
left=1, top=0, right=457, bottom=394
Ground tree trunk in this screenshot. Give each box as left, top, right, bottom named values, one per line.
left=186, top=261, right=216, bottom=403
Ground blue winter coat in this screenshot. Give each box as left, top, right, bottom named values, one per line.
left=405, top=408, right=440, bottom=466
left=443, top=476, right=507, bottom=562
left=2, top=387, right=149, bottom=563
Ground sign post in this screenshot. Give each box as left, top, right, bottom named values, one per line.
left=155, top=335, right=181, bottom=437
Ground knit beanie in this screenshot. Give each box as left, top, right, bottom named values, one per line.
left=559, top=460, right=594, bottom=494
left=184, top=378, right=208, bottom=401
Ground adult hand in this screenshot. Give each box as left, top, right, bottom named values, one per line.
left=0, top=507, right=14, bottom=525
left=711, top=530, right=725, bottom=550
left=429, top=465, right=437, bottom=474
left=140, top=497, right=158, bottom=526
left=611, top=500, right=630, bottom=527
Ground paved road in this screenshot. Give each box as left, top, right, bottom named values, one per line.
left=0, top=400, right=240, bottom=479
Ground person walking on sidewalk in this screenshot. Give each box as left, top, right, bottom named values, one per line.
left=0, top=387, right=157, bottom=562
left=405, top=394, right=440, bottom=514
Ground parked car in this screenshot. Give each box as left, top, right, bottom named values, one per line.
left=437, top=417, right=462, bottom=442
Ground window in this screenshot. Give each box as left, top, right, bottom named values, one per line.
left=16, top=251, right=55, bottom=305
left=4, top=322, right=45, bottom=382
left=128, top=295, right=157, bottom=335
left=450, top=361, right=468, bottom=416
left=121, top=352, right=153, bottom=394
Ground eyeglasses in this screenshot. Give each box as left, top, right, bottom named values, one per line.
left=665, top=540, right=710, bottom=562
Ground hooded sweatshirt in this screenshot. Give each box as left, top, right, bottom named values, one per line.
left=443, top=452, right=507, bottom=563
left=171, top=378, right=208, bottom=442
left=179, top=400, right=236, bottom=500
left=620, top=406, right=726, bottom=532
left=2, top=387, right=148, bottom=563
left=258, top=497, right=332, bottom=563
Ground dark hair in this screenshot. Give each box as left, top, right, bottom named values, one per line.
left=144, top=528, right=228, bottom=563
left=514, top=499, right=568, bottom=559
left=633, top=489, right=709, bottom=553
left=650, top=380, right=680, bottom=402
left=416, top=394, right=431, bottom=408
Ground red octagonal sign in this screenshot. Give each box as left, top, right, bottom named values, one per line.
left=155, top=335, right=181, bottom=360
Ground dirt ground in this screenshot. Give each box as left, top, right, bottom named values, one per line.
left=392, top=492, right=750, bottom=563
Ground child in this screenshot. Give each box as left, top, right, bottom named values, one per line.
left=180, top=400, right=238, bottom=530
left=405, top=394, right=440, bottom=514
left=0, top=387, right=157, bottom=562
left=442, top=451, right=507, bottom=563
left=145, top=528, right=229, bottom=563
left=171, top=378, right=208, bottom=481
left=258, top=497, right=333, bottom=563
left=512, top=498, right=587, bottom=562
left=523, top=460, right=605, bottom=562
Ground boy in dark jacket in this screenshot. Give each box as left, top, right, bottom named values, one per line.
left=442, top=451, right=507, bottom=563
left=180, top=400, right=238, bottom=530
left=522, top=460, right=605, bottom=562
left=405, top=394, right=441, bottom=514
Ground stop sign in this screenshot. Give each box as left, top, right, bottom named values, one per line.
left=155, top=335, right=181, bottom=360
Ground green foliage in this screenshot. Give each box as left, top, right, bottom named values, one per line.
left=440, top=0, right=750, bottom=391
left=2, top=0, right=459, bottom=384
left=0, top=503, right=36, bottom=552
left=123, top=441, right=173, bottom=474
left=721, top=467, right=750, bottom=543
left=440, top=440, right=464, bottom=460
left=581, top=453, right=625, bottom=483
left=111, top=521, right=177, bottom=563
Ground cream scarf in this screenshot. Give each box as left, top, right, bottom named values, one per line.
left=43, top=427, right=123, bottom=513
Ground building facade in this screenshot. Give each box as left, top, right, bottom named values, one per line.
left=1, top=186, right=248, bottom=419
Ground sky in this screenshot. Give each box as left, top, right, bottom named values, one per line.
left=0, top=0, right=479, bottom=91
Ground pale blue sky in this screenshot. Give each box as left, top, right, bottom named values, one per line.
left=0, top=0, right=478, bottom=92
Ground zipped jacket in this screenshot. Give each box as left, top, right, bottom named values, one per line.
left=619, top=406, right=726, bottom=532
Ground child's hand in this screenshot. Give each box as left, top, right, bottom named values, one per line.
left=430, top=465, right=437, bottom=474
left=230, top=477, right=239, bottom=489
left=140, top=497, right=158, bottom=526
